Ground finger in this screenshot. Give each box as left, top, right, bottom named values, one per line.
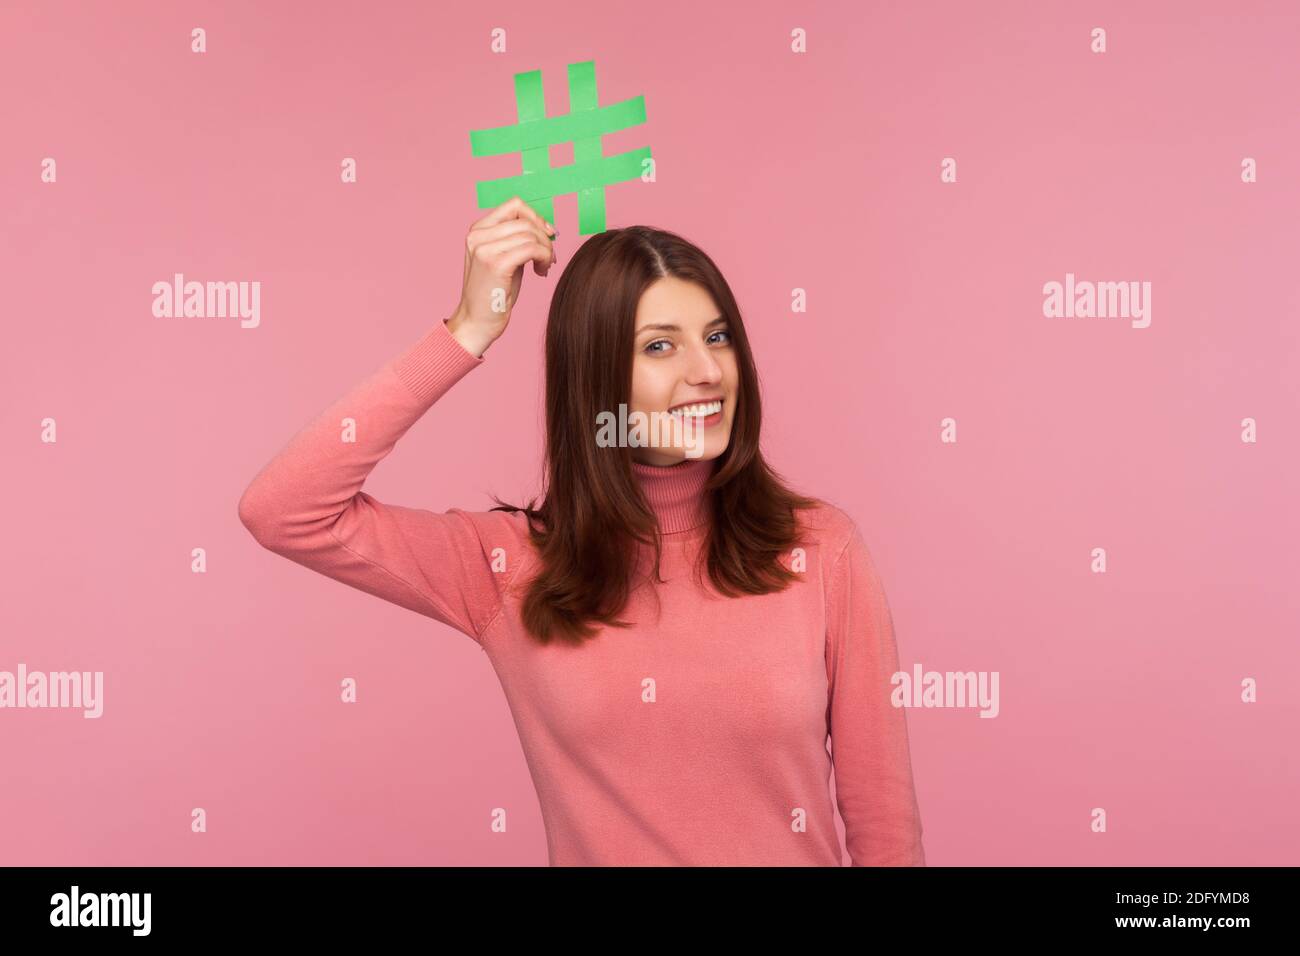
left=469, top=217, right=549, bottom=252
left=473, top=220, right=554, bottom=275
left=477, top=230, right=545, bottom=263
left=479, top=233, right=549, bottom=274
left=473, top=196, right=556, bottom=238
left=490, top=238, right=551, bottom=281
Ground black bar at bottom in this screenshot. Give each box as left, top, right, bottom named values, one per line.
left=0, top=865, right=1283, bottom=942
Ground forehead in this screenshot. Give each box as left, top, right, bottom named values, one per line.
left=634, top=277, right=721, bottom=332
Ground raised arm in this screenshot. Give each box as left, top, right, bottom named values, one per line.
left=824, top=519, right=927, bottom=866
left=237, top=321, right=514, bottom=642
left=237, top=197, right=558, bottom=644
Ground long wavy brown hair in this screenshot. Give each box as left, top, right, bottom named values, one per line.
left=489, top=225, right=820, bottom=645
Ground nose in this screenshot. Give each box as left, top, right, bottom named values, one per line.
left=683, top=340, right=724, bottom=386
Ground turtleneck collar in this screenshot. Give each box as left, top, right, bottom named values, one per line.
left=630, top=456, right=716, bottom=535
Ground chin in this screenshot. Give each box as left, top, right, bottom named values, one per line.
left=682, top=432, right=730, bottom=463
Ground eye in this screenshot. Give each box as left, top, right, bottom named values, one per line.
left=641, top=329, right=731, bottom=355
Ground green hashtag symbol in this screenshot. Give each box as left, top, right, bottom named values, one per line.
left=469, top=60, right=651, bottom=236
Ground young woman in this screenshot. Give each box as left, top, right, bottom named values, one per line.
left=238, top=196, right=926, bottom=867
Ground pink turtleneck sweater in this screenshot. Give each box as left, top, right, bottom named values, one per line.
left=237, top=319, right=927, bottom=867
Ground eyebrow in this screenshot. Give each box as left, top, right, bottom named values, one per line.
left=635, top=316, right=728, bottom=336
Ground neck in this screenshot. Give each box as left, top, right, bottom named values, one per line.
left=630, top=456, right=716, bottom=535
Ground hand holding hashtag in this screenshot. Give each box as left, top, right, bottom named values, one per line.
left=446, top=196, right=557, bottom=357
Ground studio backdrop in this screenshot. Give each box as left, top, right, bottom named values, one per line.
left=2, top=0, right=1297, bottom=866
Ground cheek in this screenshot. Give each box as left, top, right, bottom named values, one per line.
left=723, top=360, right=740, bottom=397
left=629, top=361, right=670, bottom=412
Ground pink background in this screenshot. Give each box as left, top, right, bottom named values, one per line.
left=3, top=0, right=1297, bottom=866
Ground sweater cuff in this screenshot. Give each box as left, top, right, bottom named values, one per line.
left=392, top=319, right=485, bottom=404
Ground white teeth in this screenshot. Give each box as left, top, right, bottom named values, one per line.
left=669, top=400, right=722, bottom=418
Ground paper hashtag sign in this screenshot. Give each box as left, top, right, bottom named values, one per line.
left=469, top=60, right=651, bottom=235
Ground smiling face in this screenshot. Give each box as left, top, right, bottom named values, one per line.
left=628, top=276, right=739, bottom=466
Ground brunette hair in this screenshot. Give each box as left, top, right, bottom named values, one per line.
left=490, top=225, right=820, bottom=645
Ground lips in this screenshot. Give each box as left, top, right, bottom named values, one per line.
left=667, top=398, right=724, bottom=417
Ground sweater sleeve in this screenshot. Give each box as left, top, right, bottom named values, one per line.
left=824, top=521, right=927, bottom=866
left=236, top=319, right=517, bottom=646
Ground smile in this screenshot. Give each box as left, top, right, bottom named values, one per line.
left=668, top=400, right=723, bottom=419
left=666, top=399, right=724, bottom=429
